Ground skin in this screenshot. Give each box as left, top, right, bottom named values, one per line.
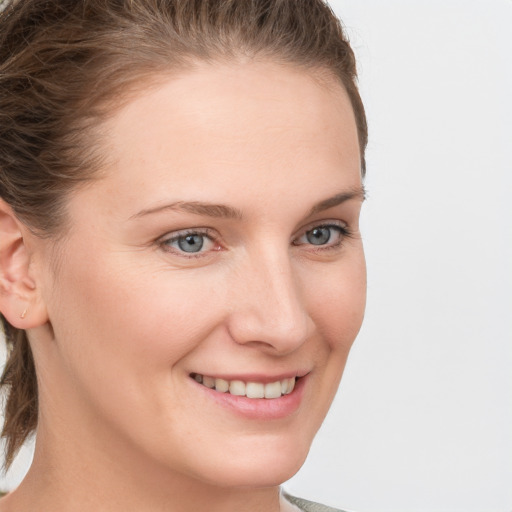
left=0, top=60, right=365, bottom=512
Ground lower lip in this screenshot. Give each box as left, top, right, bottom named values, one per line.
left=192, top=376, right=307, bottom=420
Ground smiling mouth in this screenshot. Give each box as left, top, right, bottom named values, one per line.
left=190, top=373, right=296, bottom=399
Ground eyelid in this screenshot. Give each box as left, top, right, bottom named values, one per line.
left=159, top=227, right=214, bottom=242
left=294, top=219, right=350, bottom=238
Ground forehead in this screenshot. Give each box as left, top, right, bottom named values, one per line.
left=83, top=60, right=361, bottom=219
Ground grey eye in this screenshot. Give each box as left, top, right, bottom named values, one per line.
left=161, top=229, right=217, bottom=256
left=177, top=234, right=205, bottom=253
left=305, top=227, right=332, bottom=245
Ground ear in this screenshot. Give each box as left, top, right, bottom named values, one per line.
left=0, top=199, right=48, bottom=329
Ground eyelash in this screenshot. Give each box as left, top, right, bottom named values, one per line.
left=158, top=222, right=353, bottom=259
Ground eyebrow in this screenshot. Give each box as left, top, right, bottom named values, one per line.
left=130, top=201, right=243, bottom=220
left=308, top=185, right=366, bottom=216
left=130, top=185, right=366, bottom=221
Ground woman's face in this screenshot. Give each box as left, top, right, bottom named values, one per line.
left=33, top=61, right=366, bottom=487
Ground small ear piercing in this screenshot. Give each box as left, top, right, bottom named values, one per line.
left=20, top=308, right=28, bottom=319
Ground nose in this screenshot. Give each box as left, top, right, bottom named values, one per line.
left=226, top=247, right=313, bottom=354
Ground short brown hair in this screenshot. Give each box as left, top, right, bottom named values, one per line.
left=0, top=0, right=367, bottom=469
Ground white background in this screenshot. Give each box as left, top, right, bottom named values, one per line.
left=287, top=1, right=512, bottom=511
left=1, top=1, right=511, bottom=511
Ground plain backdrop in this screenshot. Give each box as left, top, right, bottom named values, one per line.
left=1, top=1, right=511, bottom=511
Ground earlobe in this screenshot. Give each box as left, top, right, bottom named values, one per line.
left=0, top=199, right=48, bottom=329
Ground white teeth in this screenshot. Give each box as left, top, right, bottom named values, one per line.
left=264, top=381, right=282, bottom=399
left=203, top=376, right=215, bottom=388
left=194, top=374, right=297, bottom=399
left=246, top=382, right=265, bottom=399
left=229, top=380, right=246, bottom=396
left=215, top=378, right=229, bottom=393
left=285, top=377, right=295, bottom=395
left=280, top=377, right=295, bottom=394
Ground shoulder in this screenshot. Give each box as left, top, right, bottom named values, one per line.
left=282, top=491, right=350, bottom=512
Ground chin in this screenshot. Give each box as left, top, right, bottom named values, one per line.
left=191, top=436, right=312, bottom=488
left=210, top=459, right=307, bottom=489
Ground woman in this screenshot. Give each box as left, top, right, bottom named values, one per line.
left=0, top=1, right=367, bottom=511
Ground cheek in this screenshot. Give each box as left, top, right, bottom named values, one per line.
left=43, top=251, right=230, bottom=443
left=58, top=253, right=244, bottom=397
left=304, top=248, right=366, bottom=350
left=51, top=260, right=225, bottom=370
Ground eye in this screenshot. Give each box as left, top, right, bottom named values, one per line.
left=305, top=226, right=333, bottom=245
left=293, top=223, right=350, bottom=249
left=160, top=230, right=217, bottom=255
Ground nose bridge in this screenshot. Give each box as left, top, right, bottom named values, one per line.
left=228, top=244, right=311, bottom=352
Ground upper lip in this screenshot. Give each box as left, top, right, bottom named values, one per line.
left=190, top=370, right=310, bottom=384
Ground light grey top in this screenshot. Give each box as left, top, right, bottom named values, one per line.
left=283, top=491, right=348, bottom=512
